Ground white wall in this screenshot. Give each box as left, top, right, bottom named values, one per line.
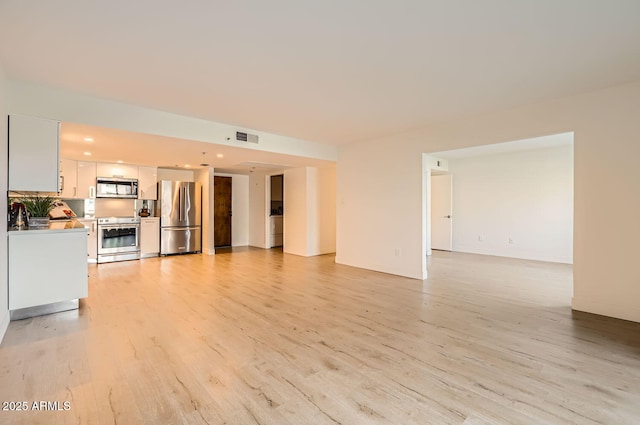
left=0, top=68, right=9, bottom=343
left=195, top=167, right=215, bottom=255
left=311, top=167, right=336, bottom=255
left=337, top=79, right=640, bottom=323
left=284, top=166, right=337, bottom=256
left=248, top=171, right=268, bottom=248
left=157, top=168, right=194, bottom=182
left=448, top=145, right=573, bottom=263
left=337, top=143, right=425, bottom=278
left=283, top=167, right=308, bottom=256
left=215, top=173, right=249, bottom=247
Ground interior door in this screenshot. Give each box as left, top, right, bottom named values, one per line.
left=432, top=174, right=453, bottom=251
left=214, top=176, right=232, bottom=247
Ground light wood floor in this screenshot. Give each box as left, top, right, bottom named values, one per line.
left=1, top=250, right=639, bottom=424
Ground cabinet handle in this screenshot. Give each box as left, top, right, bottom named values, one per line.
left=60, top=175, right=65, bottom=192
left=73, top=187, right=77, bottom=197
left=89, top=186, right=95, bottom=198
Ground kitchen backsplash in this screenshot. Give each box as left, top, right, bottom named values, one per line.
left=95, top=198, right=135, bottom=217
left=59, top=198, right=155, bottom=218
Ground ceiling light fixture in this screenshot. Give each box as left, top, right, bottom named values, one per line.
left=185, top=164, right=191, bottom=168
left=216, top=154, right=224, bottom=158
left=83, top=152, right=92, bottom=156
left=117, top=160, right=123, bottom=164
left=83, top=137, right=94, bottom=142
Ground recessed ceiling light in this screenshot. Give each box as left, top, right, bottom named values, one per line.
left=83, top=137, right=94, bottom=142
left=185, top=164, right=191, bottom=168
left=216, top=154, right=224, bottom=158
left=117, top=160, right=123, bottom=164
left=83, top=152, right=92, bottom=156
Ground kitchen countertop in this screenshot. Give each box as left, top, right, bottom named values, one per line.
left=9, top=219, right=87, bottom=234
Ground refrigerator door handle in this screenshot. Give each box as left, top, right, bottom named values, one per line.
left=179, top=186, right=183, bottom=222
left=182, top=186, right=186, bottom=222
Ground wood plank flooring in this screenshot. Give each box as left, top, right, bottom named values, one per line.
left=1, top=249, right=639, bottom=424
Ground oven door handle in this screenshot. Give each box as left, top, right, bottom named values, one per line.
left=100, top=225, right=140, bottom=230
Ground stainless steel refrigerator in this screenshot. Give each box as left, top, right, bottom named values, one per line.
left=157, top=180, right=202, bottom=255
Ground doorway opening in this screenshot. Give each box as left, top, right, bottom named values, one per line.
left=431, top=172, right=452, bottom=251
left=424, top=132, right=574, bottom=277
left=214, top=176, right=232, bottom=247
left=268, top=174, right=284, bottom=248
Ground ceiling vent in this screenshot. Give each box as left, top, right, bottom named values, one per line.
left=236, top=131, right=259, bottom=144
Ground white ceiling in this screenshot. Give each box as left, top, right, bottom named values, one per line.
left=2, top=1, right=640, bottom=150
left=60, top=121, right=334, bottom=173
left=432, top=132, right=574, bottom=159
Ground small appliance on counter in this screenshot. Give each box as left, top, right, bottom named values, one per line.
left=138, top=200, right=150, bottom=217
left=49, top=200, right=78, bottom=220
left=8, top=202, right=28, bottom=229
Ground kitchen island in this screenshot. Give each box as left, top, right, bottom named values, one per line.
left=8, top=220, right=88, bottom=319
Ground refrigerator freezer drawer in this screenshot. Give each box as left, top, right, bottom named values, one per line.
left=161, top=227, right=201, bottom=255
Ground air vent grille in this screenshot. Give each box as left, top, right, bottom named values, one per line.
left=236, top=131, right=259, bottom=144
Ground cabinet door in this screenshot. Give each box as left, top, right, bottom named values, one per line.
left=77, top=219, right=98, bottom=262
left=96, top=162, right=139, bottom=179
left=138, top=166, right=158, bottom=200
left=77, top=161, right=97, bottom=198
left=60, top=158, right=78, bottom=198
left=140, top=218, right=160, bottom=257
left=9, top=231, right=88, bottom=310
left=9, top=114, right=60, bottom=192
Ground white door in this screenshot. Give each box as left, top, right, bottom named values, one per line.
left=432, top=174, right=452, bottom=251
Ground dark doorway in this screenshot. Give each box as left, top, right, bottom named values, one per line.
left=214, top=176, right=232, bottom=247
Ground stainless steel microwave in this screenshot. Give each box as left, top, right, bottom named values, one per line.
left=96, top=177, right=139, bottom=198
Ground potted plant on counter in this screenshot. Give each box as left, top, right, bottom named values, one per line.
left=20, top=194, right=56, bottom=228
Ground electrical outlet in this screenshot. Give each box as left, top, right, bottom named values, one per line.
left=394, top=248, right=401, bottom=257
left=478, top=236, right=484, bottom=242
left=508, top=237, right=514, bottom=244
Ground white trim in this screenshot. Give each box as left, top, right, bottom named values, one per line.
left=0, top=309, right=10, bottom=345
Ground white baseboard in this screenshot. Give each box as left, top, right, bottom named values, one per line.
left=0, top=309, right=9, bottom=345
left=572, top=296, right=640, bottom=323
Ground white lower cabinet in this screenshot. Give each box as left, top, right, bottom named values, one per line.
left=270, top=216, right=283, bottom=247
left=9, top=229, right=88, bottom=311
left=140, top=217, right=160, bottom=258
left=77, top=219, right=98, bottom=263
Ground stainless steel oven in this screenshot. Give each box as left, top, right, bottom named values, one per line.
left=97, top=217, right=140, bottom=263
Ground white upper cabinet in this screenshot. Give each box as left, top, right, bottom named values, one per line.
left=96, top=162, right=139, bottom=179
left=60, top=158, right=78, bottom=198
left=77, top=161, right=97, bottom=198
left=9, top=114, right=60, bottom=192
left=138, top=166, right=158, bottom=200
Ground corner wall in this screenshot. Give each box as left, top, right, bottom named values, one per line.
left=249, top=171, right=268, bottom=248
left=283, top=167, right=308, bottom=255
left=284, top=166, right=337, bottom=257
left=195, top=167, right=215, bottom=255
left=0, top=68, right=9, bottom=342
